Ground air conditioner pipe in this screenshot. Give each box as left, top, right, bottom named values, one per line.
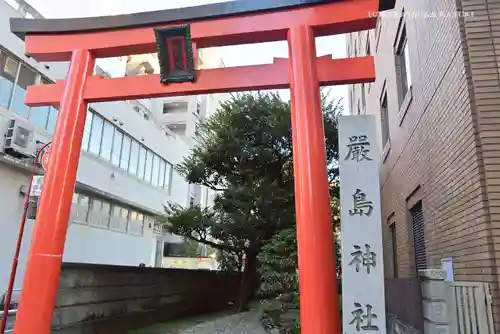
left=0, top=141, right=51, bottom=334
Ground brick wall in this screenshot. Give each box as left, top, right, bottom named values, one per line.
left=347, top=0, right=500, bottom=328
left=459, top=0, right=500, bottom=325
left=51, top=263, right=240, bottom=333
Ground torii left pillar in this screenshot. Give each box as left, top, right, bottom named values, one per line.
left=13, top=50, right=94, bottom=333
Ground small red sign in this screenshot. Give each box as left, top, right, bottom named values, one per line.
left=40, top=146, right=51, bottom=171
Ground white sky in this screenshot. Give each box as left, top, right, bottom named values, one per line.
left=26, top=0, right=348, bottom=111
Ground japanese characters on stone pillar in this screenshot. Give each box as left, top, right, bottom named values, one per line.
left=338, top=115, right=386, bottom=333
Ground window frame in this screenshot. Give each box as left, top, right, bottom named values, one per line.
left=393, top=11, right=413, bottom=125
left=388, top=218, right=398, bottom=278
left=379, top=81, right=390, bottom=163
left=11, top=63, right=37, bottom=118
left=88, top=113, right=104, bottom=156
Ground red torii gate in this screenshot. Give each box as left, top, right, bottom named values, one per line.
left=9, top=0, right=394, bottom=332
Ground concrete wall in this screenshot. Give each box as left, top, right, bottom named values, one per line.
left=0, top=163, right=164, bottom=291
left=51, top=263, right=240, bottom=333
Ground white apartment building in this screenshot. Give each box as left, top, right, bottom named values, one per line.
left=0, top=0, right=225, bottom=292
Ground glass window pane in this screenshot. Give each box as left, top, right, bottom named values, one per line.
left=111, top=131, right=123, bottom=166
left=137, top=146, right=146, bottom=179
left=78, top=195, right=89, bottom=206
left=92, top=199, right=102, bottom=212
left=151, top=154, right=160, bottom=186
left=120, top=136, right=131, bottom=170
left=165, top=163, right=173, bottom=190
left=0, top=54, right=17, bottom=109
left=144, top=151, right=153, bottom=183
left=11, top=64, right=36, bottom=118
left=112, top=206, right=121, bottom=217
left=101, top=202, right=111, bottom=214
left=129, top=211, right=137, bottom=220
left=158, top=160, right=166, bottom=188
left=30, top=106, right=49, bottom=130
left=100, top=121, right=114, bottom=161
left=121, top=208, right=129, bottom=219
left=88, top=114, right=103, bottom=155
left=46, top=107, right=58, bottom=134
left=404, top=42, right=412, bottom=88
left=129, top=140, right=139, bottom=175
left=82, top=111, right=93, bottom=151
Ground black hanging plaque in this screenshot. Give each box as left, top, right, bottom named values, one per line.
left=154, top=25, right=196, bottom=84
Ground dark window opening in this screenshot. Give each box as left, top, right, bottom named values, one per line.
left=389, top=222, right=398, bottom=277
left=410, top=201, right=427, bottom=272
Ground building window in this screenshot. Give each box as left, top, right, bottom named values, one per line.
left=88, top=114, right=104, bottom=155
left=410, top=201, right=427, bottom=271
left=138, top=146, right=147, bottom=179
left=75, top=195, right=90, bottom=224
left=111, top=130, right=123, bottom=166
left=30, top=105, right=59, bottom=134
left=128, top=211, right=144, bottom=236
left=394, top=18, right=412, bottom=111
left=151, top=154, right=160, bottom=186
left=89, top=199, right=110, bottom=229
left=46, top=107, right=58, bottom=134
left=158, top=159, right=166, bottom=189
left=11, top=64, right=36, bottom=118
left=189, top=195, right=195, bottom=208
left=144, top=150, right=153, bottom=183
left=129, top=140, right=140, bottom=176
left=163, top=103, right=176, bottom=114
left=100, top=121, right=114, bottom=161
left=120, top=135, right=131, bottom=171
left=380, top=87, right=390, bottom=161
left=375, top=17, right=382, bottom=51
left=76, top=107, right=173, bottom=188
left=0, top=52, right=18, bottom=110
left=82, top=110, right=93, bottom=151
left=389, top=221, right=398, bottom=278
left=110, top=206, right=128, bottom=233
left=165, top=163, right=173, bottom=192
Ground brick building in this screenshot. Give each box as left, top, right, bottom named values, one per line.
left=347, top=0, right=500, bottom=326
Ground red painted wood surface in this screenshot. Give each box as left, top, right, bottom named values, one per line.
left=24, top=0, right=378, bottom=61
left=13, top=0, right=382, bottom=333
left=25, top=56, right=374, bottom=106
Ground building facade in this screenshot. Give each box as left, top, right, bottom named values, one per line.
left=347, top=0, right=500, bottom=327
left=0, top=0, right=223, bottom=293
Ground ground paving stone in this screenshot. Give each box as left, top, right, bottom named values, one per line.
left=178, top=310, right=267, bottom=334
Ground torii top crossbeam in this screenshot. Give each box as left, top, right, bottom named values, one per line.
left=10, top=0, right=393, bottom=106
left=8, top=1, right=394, bottom=334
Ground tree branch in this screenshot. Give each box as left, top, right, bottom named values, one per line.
left=185, top=234, right=241, bottom=253
left=201, top=181, right=226, bottom=192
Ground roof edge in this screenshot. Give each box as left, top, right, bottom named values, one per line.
left=11, top=0, right=396, bottom=40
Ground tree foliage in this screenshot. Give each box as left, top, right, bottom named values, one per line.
left=258, top=194, right=341, bottom=333
left=158, top=91, right=342, bottom=314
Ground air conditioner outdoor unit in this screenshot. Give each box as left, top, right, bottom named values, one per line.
left=4, top=118, right=36, bottom=158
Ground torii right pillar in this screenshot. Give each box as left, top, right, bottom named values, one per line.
left=288, top=25, right=339, bottom=333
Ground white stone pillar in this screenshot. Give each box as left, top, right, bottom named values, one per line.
left=339, top=115, right=386, bottom=333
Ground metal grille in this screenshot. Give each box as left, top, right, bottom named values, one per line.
left=410, top=201, right=427, bottom=271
